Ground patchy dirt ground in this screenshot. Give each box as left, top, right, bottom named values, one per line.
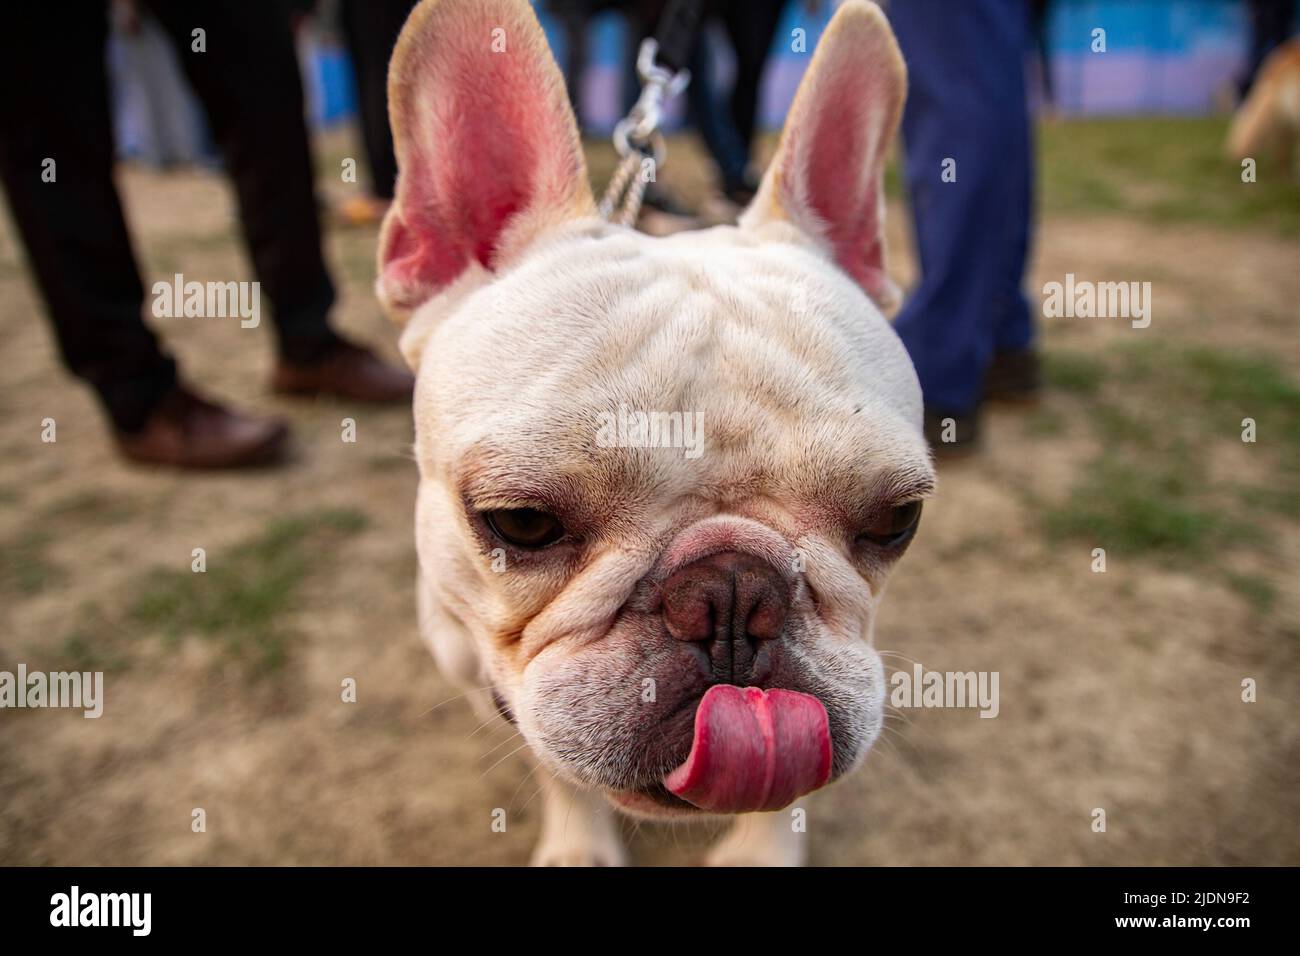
left=1, top=124, right=1298, bottom=865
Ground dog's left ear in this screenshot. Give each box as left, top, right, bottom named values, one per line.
left=740, top=0, right=906, bottom=311
left=377, top=0, right=595, bottom=325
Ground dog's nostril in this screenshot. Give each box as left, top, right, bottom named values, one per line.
left=661, top=552, right=790, bottom=673
left=662, top=576, right=718, bottom=642
left=739, top=568, right=787, bottom=641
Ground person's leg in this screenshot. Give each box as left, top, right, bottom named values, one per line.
left=981, top=118, right=1039, bottom=405
left=0, top=3, right=290, bottom=467
left=719, top=0, right=785, bottom=152
left=890, top=0, right=1034, bottom=419
left=143, top=0, right=339, bottom=362
left=340, top=0, right=417, bottom=201
left=144, top=0, right=412, bottom=403
left=993, top=121, right=1035, bottom=357
left=687, top=25, right=751, bottom=193
left=0, top=3, right=177, bottom=433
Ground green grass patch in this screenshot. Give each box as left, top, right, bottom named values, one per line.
left=0, top=529, right=64, bottom=596
left=56, top=627, right=132, bottom=674
left=1041, top=459, right=1231, bottom=559
left=1177, top=347, right=1300, bottom=411
left=1024, top=406, right=1068, bottom=438
left=1225, top=573, right=1279, bottom=616
left=1037, top=342, right=1297, bottom=565
left=1091, top=402, right=1161, bottom=448
left=1043, top=351, right=1106, bottom=395
left=1238, top=485, right=1300, bottom=519
left=1178, top=348, right=1300, bottom=464
left=1037, top=117, right=1300, bottom=236
left=128, top=507, right=367, bottom=675
left=1116, top=343, right=1300, bottom=471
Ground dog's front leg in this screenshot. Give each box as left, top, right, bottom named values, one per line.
left=529, top=767, right=627, bottom=867
left=706, top=810, right=808, bottom=867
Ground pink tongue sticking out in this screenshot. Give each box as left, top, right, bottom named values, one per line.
left=664, top=685, right=833, bottom=813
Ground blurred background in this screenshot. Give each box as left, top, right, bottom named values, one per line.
left=1, top=0, right=1297, bottom=864
left=119, top=1, right=1300, bottom=148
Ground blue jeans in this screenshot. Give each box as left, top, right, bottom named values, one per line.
left=890, top=0, right=1036, bottom=414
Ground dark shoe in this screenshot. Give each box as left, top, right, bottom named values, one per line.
left=272, top=340, right=414, bottom=403
left=983, top=347, right=1041, bottom=404
left=115, top=386, right=289, bottom=469
left=923, top=406, right=981, bottom=459
left=722, top=171, right=760, bottom=207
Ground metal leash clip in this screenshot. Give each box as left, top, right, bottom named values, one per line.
left=598, top=38, right=691, bottom=225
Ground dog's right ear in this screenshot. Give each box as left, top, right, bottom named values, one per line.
left=377, top=0, right=595, bottom=336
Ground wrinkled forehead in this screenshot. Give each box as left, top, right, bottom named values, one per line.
left=413, top=225, right=928, bottom=496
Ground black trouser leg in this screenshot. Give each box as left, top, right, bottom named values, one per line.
left=340, top=0, right=418, bottom=200
left=0, top=3, right=177, bottom=433
left=720, top=0, right=785, bottom=150
left=143, top=0, right=340, bottom=362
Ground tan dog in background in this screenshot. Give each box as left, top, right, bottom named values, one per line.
left=376, top=0, right=933, bottom=865
left=1228, top=38, right=1300, bottom=176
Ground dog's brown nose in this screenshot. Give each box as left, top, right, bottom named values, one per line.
left=661, top=551, right=789, bottom=683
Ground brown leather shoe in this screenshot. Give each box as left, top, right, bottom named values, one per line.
left=115, top=386, right=289, bottom=469
left=272, top=340, right=414, bottom=403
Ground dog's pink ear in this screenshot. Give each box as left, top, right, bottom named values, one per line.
left=377, top=0, right=595, bottom=317
left=740, top=0, right=906, bottom=311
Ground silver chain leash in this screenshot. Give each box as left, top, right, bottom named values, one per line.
left=598, top=38, right=691, bottom=226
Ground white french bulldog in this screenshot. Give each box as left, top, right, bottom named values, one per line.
left=377, top=0, right=933, bottom=866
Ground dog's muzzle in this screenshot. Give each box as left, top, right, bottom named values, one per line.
left=653, top=550, right=833, bottom=814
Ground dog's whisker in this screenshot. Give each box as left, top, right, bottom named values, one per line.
left=478, top=740, right=532, bottom=779
left=878, top=725, right=907, bottom=747
left=508, top=761, right=542, bottom=813
left=876, top=725, right=922, bottom=764
left=466, top=710, right=509, bottom=740
left=882, top=706, right=914, bottom=727
left=878, top=649, right=923, bottom=667
left=477, top=728, right=524, bottom=762
left=417, top=683, right=498, bottom=719
left=870, top=733, right=903, bottom=764
left=622, top=813, right=645, bottom=848
left=516, top=781, right=546, bottom=817
left=881, top=662, right=909, bottom=679
left=560, top=789, right=577, bottom=843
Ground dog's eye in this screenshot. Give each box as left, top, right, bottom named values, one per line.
left=857, top=501, right=922, bottom=548
left=483, top=508, right=566, bottom=549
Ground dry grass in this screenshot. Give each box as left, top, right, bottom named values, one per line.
left=1, top=121, right=1297, bottom=865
